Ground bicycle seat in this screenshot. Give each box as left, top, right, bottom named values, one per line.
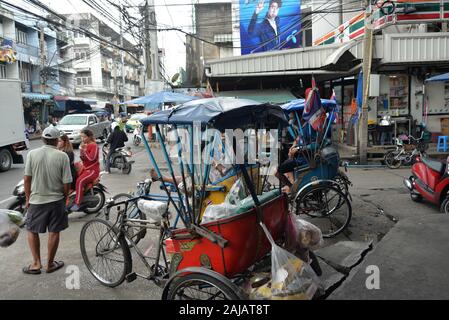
left=422, top=156, right=445, bottom=174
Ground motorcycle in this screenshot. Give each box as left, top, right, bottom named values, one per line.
left=133, top=124, right=142, bottom=146
left=8, top=173, right=107, bottom=218
left=102, top=143, right=134, bottom=174
left=384, top=134, right=428, bottom=169
left=404, top=154, right=449, bottom=214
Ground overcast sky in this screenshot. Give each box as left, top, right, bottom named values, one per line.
left=14, top=0, right=192, bottom=78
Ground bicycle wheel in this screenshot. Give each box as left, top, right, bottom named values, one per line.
left=80, top=218, right=132, bottom=287
left=165, top=273, right=241, bottom=300
left=295, top=185, right=352, bottom=238
left=384, top=151, right=402, bottom=169
left=104, top=193, right=147, bottom=245
left=334, top=172, right=351, bottom=198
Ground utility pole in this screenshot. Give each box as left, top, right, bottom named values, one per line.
left=144, top=0, right=152, bottom=84
left=120, top=4, right=126, bottom=103
left=358, top=1, right=374, bottom=164
left=39, top=23, right=46, bottom=94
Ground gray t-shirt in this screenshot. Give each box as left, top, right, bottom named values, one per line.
left=24, top=145, right=73, bottom=205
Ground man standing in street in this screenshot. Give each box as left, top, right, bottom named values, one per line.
left=23, top=126, right=72, bottom=275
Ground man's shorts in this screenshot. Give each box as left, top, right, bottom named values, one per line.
left=26, top=199, right=68, bottom=233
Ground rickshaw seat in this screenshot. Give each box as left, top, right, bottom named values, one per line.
left=234, top=189, right=281, bottom=215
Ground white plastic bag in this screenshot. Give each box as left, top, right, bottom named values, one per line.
left=286, top=215, right=323, bottom=250
left=201, top=203, right=238, bottom=224
left=296, top=218, right=324, bottom=250
left=224, top=178, right=247, bottom=206
left=137, top=200, right=167, bottom=223
left=251, top=223, right=321, bottom=300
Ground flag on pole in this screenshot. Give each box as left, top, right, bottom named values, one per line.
left=303, top=77, right=326, bottom=132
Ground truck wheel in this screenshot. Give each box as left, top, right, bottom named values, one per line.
left=0, top=149, right=13, bottom=172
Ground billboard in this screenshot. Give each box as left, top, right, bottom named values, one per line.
left=239, top=0, right=302, bottom=55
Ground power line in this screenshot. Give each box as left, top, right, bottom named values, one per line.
left=1, top=0, right=142, bottom=64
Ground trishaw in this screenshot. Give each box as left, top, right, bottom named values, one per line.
left=280, top=97, right=353, bottom=237
left=80, top=98, right=323, bottom=300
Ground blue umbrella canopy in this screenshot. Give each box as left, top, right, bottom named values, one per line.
left=281, top=98, right=338, bottom=112
left=425, top=72, right=449, bottom=83
left=123, top=91, right=199, bottom=111
left=140, top=97, right=288, bottom=130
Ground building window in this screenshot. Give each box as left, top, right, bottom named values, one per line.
left=77, top=76, right=92, bottom=86
left=16, top=28, right=27, bottom=45
left=19, top=63, right=31, bottom=82
left=0, top=64, right=6, bottom=78
left=74, top=31, right=86, bottom=38
left=74, top=49, right=90, bottom=60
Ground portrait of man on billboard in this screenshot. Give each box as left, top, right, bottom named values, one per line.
left=240, top=0, right=302, bottom=55
left=248, top=0, right=282, bottom=52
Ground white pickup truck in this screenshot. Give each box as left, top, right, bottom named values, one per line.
left=56, top=114, right=111, bottom=148
left=0, top=79, right=28, bottom=172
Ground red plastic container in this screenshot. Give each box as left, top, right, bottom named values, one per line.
left=165, top=194, right=288, bottom=277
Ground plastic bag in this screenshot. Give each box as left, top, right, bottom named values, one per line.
left=286, top=213, right=324, bottom=251
left=201, top=203, right=238, bottom=224
left=251, top=223, right=321, bottom=300
left=137, top=200, right=167, bottom=223
left=0, top=210, right=23, bottom=248
left=224, top=178, right=247, bottom=206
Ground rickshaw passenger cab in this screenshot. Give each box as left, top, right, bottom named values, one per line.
left=165, top=189, right=287, bottom=277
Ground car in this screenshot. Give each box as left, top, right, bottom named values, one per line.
left=56, top=114, right=111, bottom=148
left=125, top=113, right=147, bottom=133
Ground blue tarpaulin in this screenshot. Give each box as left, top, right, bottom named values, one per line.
left=281, top=99, right=338, bottom=112
left=140, top=97, right=288, bottom=130
left=123, top=91, right=199, bottom=111
left=425, top=72, right=449, bottom=83
left=22, top=93, right=53, bottom=100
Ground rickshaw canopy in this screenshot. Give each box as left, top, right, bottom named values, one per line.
left=140, top=97, right=289, bottom=130
left=281, top=98, right=338, bottom=113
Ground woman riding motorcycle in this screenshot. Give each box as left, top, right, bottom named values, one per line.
left=68, top=129, right=100, bottom=212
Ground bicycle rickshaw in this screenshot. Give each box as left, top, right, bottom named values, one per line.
left=279, top=96, right=353, bottom=238
left=80, top=98, right=323, bottom=300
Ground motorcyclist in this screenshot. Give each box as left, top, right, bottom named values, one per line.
left=105, top=122, right=128, bottom=173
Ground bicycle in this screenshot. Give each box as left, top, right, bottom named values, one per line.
left=384, top=133, right=428, bottom=169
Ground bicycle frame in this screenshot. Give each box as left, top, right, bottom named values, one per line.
left=104, top=196, right=174, bottom=285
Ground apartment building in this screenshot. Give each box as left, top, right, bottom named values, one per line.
left=69, top=13, right=143, bottom=104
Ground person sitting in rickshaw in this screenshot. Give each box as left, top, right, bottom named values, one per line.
left=275, top=136, right=308, bottom=194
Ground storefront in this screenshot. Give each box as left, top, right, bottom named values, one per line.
left=22, top=93, right=53, bottom=133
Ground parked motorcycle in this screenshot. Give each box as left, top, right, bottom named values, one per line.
left=8, top=173, right=107, bottom=218
left=404, top=154, right=449, bottom=214
left=102, top=143, right=134, bottom=174
left=384, top=134, right=428, bottom=169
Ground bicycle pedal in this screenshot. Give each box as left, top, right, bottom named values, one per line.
left=125, top=272, right=137, bottom=283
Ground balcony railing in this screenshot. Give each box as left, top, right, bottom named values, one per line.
left=16, top=42, right=39, bottom=57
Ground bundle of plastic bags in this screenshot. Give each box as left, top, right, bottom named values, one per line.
left=250, top=223, right=322, bottom=300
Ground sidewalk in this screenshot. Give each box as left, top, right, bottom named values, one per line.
left=336, top=142, right=449, bottom=162
left=329, top=214, right=449, bottom=300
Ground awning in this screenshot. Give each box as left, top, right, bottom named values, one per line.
left=216, top=90, right=297, bottom=104
left=425, top=72, right=449, bottom=83
left=22, top=93, right=53, bottom=100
